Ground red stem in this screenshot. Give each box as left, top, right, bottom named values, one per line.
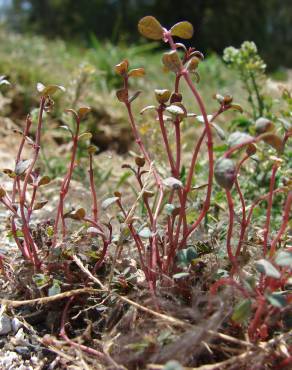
left=225, top=189, right=238, bottom=270
left=248, top=296, right=266, bottom=341
left=269, top=190, right=292, bottom=257
left=88, top=153, right=98, bottom=223
left=263, top=163, right=278, bottom=256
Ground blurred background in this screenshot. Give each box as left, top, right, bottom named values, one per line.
left=1, top=0, right=291, bottom=68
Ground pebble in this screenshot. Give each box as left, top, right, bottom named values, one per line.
left=11, top=318, right=22, bottom=333
left=0, top=314, right=12, bottom=335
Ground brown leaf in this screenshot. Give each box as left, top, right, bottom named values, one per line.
left=138, top=16, right=164, bottom=40
left=170, top=21, right=194, bottom=39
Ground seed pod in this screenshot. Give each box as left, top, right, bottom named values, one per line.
left=214, top=158, right=236, bottom=190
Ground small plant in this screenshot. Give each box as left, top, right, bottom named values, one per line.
left=223, top=41, right=269, bottom=119
left=0, top=15, right=291, bottom=367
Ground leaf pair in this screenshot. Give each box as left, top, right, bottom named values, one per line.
left=138, top=16, right=193, bottom=40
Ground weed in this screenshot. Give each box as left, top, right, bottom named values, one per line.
left=0, top=15, right=291, bottom=368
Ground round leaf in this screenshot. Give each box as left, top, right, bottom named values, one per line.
left=162, top=51, right=182, bottom=73
left=163, top=177, right=183, bottom=189
left=78, top=132, right=92, bottom=141
left=170, top=21, right=194, bottom=39
left=255, top=117, right=274, bottom=134
left=255, top=259, right=281, bottom=279
left=0, top=186, right=6, bottom=198
left=78, top=106, right=91, bottom=119
left=102, top=197, right=119, bottom=210
left=227, top=132, right=253, bottom=148
left=231, top=299, right=252, bottom=323
left=116, top=88, right=128, bottom=103
left=37, top=83, right=65, bottom=96
left=214, top=158, right=236, bottom=190
left=38, top=176, right=51, bottom=186
left=138, top=16, right=164, bottom=40
left=154, top=89, right=171, bottom=104
left=115, top=60, right=129, bottom=75
left=138, top=227, right=153, bottom=239
left=128, top=68, right=145, bottom=78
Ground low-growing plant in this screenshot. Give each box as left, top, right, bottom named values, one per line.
left=0, top=16, right=291, bottom=366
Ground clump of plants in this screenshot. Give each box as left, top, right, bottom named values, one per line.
left=0, top=16, right=291, bottom=369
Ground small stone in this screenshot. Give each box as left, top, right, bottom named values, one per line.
left=0, top=314, right=12, bottom=335
left=1, top=350, right=19, bottom=367
left=12, top=318, right=22, bottom=332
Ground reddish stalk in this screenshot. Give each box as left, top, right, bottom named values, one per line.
left=18, top=96, right=46, bottom=267
left=248, top=295, right=266, bottom=341
left=123, top=77, right=164, bottom=285
left=235, top=154, right=249, bottom=257
left=88, top=152, right=98, bottom=223
left=210, top=277, right=250, bottom=298
left=263, top=163, right=278, bottom=256
left=269, top=190, right=292, bottom=257
left=53, top=116, right=81, bottom=244
left=157, top=107, right=176, bottom=175
left=225, top=189, right=238, bottom=270
left=12, top=115, right=32, bottom=203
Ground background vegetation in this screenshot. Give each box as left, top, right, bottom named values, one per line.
left=2, top=0, right=292, bottom=69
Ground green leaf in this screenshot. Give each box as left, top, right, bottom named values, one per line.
left=170, top=21, right=194, bottom=39
left=138, top=227, right=153, bottom=239
left=255, top=259, right=281, bottom=279
left=173, top=272, right=190, bottom=279
left=101, top=196, right=119, bottom=210
left=33, top=273, right=49, bottom=288
left=231, top=299, right=252, bottom=323
left=47, top=226, right=54, bottom=237
left=138, top=16, right=164, bottom=40
left=48, top=280, right=61, bottom=296
left=163, top=360, right=184, bottom=370
left=78, top=132, right=92, bottom=141
left=165, top=203, right=176, bottom=215
left=266, top=292, right=287, bottom=308
left=176, top=247, right=198, bottom=267
left=275, top=250, right=292, bottom=267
